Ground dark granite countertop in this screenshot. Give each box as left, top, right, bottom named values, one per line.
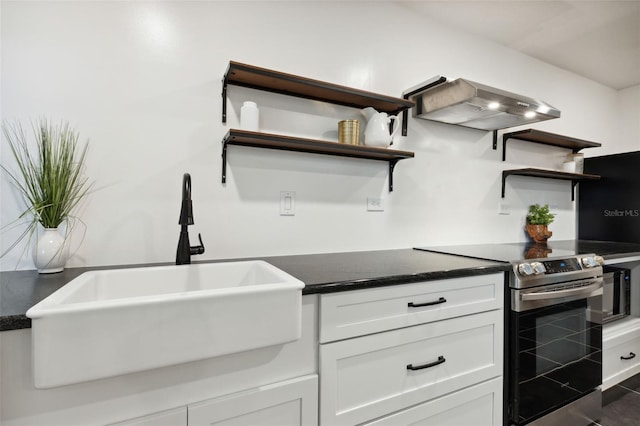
left=0, top=248, right=508, bottom=331
left=7, top=240, right=637, bottom=332
left=417, top=240, right=640, bottom=263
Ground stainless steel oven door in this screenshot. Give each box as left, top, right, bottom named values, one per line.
left=512, top=278, right=603, bottom=313
left=508, top=279, right=603, bottom=425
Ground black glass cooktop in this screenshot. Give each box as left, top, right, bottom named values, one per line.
left=415, top=240, right=640, bottom=262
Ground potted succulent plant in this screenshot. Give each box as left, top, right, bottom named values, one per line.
left=525, top=203, right=555, bottom=244
left=1, top=118, right=93, bottom=273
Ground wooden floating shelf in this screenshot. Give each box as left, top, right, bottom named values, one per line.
left=499, top=129, right=602, bottom=161
left=502, top=168, right=601, bottom=201
left=221, top=129, right=415, bottom=192
left=221, top=61, right=415, bottom=123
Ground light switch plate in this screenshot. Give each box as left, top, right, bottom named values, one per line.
left=367, top=197, right=384, bottom=212
left=280, top=191, right=295, bottom=216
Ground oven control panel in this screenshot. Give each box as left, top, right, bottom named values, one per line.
left=515, top=255, right=604, bottom=277
left=542, top=258, right=581, bottom=274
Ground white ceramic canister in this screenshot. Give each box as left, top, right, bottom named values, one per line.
left=568, top=153, right=584, bottom=173
left=563, top=160, right=576, bottom=173
left=240, top=101, right=259, bottom=131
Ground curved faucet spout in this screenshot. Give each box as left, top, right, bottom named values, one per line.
left=179, top=173, right=194, bottom=226
left=176, top=173, right=205, bottom=265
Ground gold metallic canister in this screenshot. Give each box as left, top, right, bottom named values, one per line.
left=338, top=120, right=360, bottom=145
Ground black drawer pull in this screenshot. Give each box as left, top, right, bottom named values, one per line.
left=621, top=352, right=636, bottom=360
left=407, top=355, right=446, bottom=371
left=408, top=297, right=447, bottom=308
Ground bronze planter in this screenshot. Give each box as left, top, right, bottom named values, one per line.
left=525, top=223, right=552, bottom=244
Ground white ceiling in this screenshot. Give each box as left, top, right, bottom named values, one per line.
left=397, top=0, right=640, bottom=90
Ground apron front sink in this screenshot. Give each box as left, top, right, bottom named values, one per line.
left=26, top=260, right=304, bottom=388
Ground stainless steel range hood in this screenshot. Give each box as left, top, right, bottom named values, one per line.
left=406, top=77, right=561, bottom=131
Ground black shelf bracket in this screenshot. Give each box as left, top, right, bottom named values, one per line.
left=389, top=160, right=399, bottom=192
left=221, top=139, right=228, bottom=183
left=221, top=82, right=228, bottom=124
left=401, top=76, right=447, bottom=137
left=502, top=133, right=508, bottom=161
left=493, top=130, right=498, bottom=151
left=501, top=172, right=507, bottom=198
left=221, top=64, right=230, bottom=124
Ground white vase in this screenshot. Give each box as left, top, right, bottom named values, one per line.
left=33, top=228, right=68, bottom=274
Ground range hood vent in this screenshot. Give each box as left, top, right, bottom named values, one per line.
left=406, top=77, right=561, bottom=131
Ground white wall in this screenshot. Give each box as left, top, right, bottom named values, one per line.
left=0, top=1, right=633, bottom=271
left=614, top=84, right=640, bottom=154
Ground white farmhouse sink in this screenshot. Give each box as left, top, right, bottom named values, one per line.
left=26, top=260, right=304, bottom=388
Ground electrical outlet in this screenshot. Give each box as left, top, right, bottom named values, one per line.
left=280, top=191, right=295, bottom=216
left=499, top=202, right=510, bottom=215
left=367, top=197, right=384, bottom=212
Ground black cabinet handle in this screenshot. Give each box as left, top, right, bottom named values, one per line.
left=408, top=297, right=447, bottom=308
left=621, top=352, right=636, bottom=360
left=407, top=355, right=446, bottom=371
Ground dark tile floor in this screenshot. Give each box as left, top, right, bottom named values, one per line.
left=596, top=374, right=640, bottom=425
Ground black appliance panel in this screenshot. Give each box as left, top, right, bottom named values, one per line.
left=579, top=151, right=640, bottom=243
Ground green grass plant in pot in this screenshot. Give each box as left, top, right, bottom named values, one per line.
left=525, top=203, right=555, bottom=244
left=1, top=119, right=93, bottom=273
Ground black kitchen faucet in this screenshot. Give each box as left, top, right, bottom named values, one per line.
left=176, top=173, right=205, bottom=265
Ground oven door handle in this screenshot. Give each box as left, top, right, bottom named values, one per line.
left=521, top=282, right=603, bottom=302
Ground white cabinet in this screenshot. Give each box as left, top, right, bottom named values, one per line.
left=107, top=407, right=187, bottom=426
left=319, top=273, right=504, bottom=426
left=602, top=258, right=640, bottom=389
left=363, top=377, right=502, bottom=426
left=0, top=295, right=318, bottom=426
left=603, top=317, right=640, bottom=389
left=107, top=375, right=317, bottom=426
left=189, top=375, right=318, bottom=426
left=320, top=310, right=502, bottom=425
left=319, top=274, right=502, bottom=343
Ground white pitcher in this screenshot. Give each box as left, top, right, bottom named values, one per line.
left=361, top=107, right=400, bottom=148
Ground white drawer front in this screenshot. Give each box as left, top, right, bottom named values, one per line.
left=107, top=407, right=187, bottom=426
left=363, top=377, right=502, bottom=426
left=320, top=310, right=503, bottom=426
left=320, top=273, right=503, bottom=343
left=603, top=334, right=640, bottom=389
left=189, top=375, right=318, bottom=426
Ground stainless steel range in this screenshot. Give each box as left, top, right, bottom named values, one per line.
left=507, top=254, right=604, bottom=426
left=414, top=241, right=640, bottom=425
